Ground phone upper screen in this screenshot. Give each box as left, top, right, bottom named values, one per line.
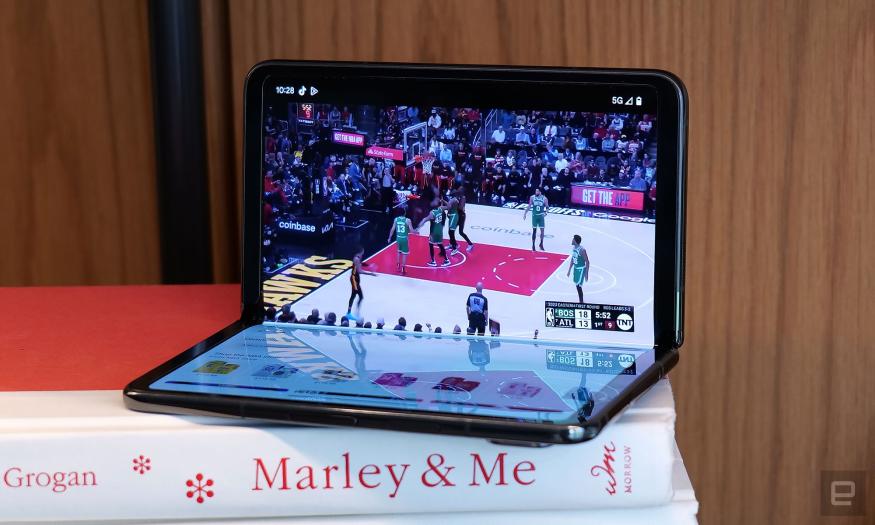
left=150, top=324, right=656, bottom=424
left=259, top=74, right=660, bottom=348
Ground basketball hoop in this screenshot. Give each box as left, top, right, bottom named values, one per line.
left=422, top=153, right=436, bottom=175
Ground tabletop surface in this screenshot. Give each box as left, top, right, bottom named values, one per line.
left=0, top=285, right=240, bottom=391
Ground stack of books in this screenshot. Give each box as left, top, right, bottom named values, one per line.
left=0, top=379, right=695, bottom=524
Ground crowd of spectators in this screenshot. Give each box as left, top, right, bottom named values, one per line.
left=374, top=106, right=482, bottom=149
left=261, top=106, right=658, bottom=273
left=474, top=110, right=657, bottom=208
left=264, top=305, right=478, bottom=336
left=365, top=108, right=658, bottom=214
left=263, top=107, right=657, bottom=230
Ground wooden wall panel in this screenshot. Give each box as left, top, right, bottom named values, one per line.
left=212, top=1, right=875, bottom=523
left=201, top=0, right=241, bottom=283
left=0, top=0, right=160, bottom=285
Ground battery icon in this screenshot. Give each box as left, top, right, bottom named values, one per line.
left=635, top=96, right=643, bottom=106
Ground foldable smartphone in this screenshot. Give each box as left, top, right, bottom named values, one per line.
left=125, top=62, right=687, bottom=444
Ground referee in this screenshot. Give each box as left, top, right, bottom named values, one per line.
left=466, top=282, right=489, bottom=336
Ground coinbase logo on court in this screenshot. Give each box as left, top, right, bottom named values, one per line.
left=470, top=225, right=554, bottom=239
left=616, top=314, right=634, bottom=331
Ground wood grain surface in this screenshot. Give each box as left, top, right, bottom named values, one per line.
left=201, top=0, right=241, bottom=283
left=211, top=1, right=875, bottom=523
left=0, top=0, right=160, bottom=285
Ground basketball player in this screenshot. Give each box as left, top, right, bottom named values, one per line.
left=418, top=197, right=451, bottom=267
left=523, top=188, right=549, bottom=251
left=447, top=195, right=461, bottom=255
left=387, top=211, right=414, bottom=275
left=346, top=246, right=377, bottom=321
left=566, top=234, right=590, bottom=303
left=455, top=187, right=475, bottom=252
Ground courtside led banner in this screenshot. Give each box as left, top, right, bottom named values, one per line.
left=332, top=131, right=365, bottom=147
left=570, top=184, right=645, bottom=211
left=365, top=146, right=404, bottom=161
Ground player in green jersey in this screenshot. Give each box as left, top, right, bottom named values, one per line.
left=566, top=234, right=590, bottom=303
left=522, top=188, right=549, bottom=251
left=387, top=211, right=414, bottom=275
left=417, top=198, right=451, bottom=267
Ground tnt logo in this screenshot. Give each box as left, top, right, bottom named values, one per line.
left=616, top=313, right=634, bottom=331
left=618, top=354, right=635, bottom=368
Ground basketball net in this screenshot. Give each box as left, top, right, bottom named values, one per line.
left=422, top=153, right=436, bottom=175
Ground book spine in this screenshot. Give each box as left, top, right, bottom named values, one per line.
left=0, top=417, right=674, bottom=521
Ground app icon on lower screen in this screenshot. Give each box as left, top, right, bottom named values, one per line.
left=193, top=360, right=240, bottom=375
left=253, top=364, right=299, bottom=378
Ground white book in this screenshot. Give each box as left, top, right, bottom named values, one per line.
left=0, top=380, right=676, bottom=522
left=4, top=444, right=696, bottom=525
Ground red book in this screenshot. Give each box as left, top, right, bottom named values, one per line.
left=0, top=285, right=239, bottom=392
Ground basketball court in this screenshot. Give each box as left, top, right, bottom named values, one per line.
left=293, top=203, right=656, bottom=347
left=366, top=235, right=568, bottom=296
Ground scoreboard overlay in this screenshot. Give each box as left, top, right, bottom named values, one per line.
left=544, top=301, right=635, bottom=332
left=545, top=349, right=638, bottom=375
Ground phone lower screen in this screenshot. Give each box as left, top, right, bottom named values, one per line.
left=151, top=324, right=656, bottom=425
